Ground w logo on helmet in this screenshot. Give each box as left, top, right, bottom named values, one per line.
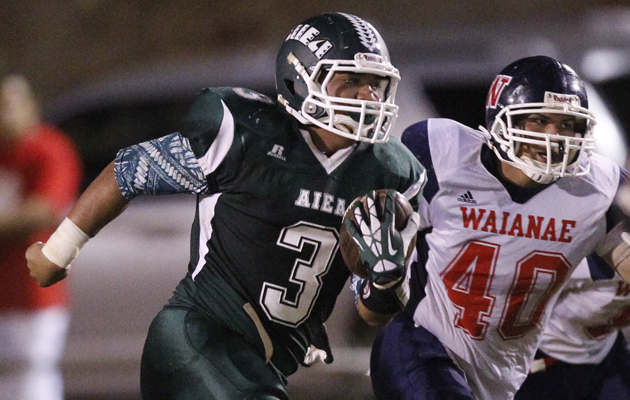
left=486, top=75, right=512, bottom=108
left=340, top=13, right=378, bottom=52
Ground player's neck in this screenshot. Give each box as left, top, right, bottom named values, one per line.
left=307, top=126, right=356, bottom=156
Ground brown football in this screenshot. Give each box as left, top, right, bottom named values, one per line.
left=339, top=189, right=416, bottom=278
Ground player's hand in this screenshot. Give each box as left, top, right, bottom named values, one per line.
left=302, top=324, right=334, bottom=367
left=344, top=189, right=419, bottom=289
left=25, top=242, right=68, bottom=287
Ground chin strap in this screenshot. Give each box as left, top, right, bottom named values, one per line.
left=325, top=114, right=361, bottom=136
left=519, top=159, right=561, bottom=184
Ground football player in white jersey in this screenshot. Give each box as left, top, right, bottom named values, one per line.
left=514, top=254, right=630, bottom=400
left=344, top=55, right=630, bottom=400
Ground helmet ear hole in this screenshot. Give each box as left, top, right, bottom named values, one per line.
left=284, top=79, right=296, bottom=96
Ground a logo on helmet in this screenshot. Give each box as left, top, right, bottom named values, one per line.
left=544, top=92, right=581, bottom=108
left=286, top=24, right=333, bottom=59
left=486, top=75, right=512, bottom=108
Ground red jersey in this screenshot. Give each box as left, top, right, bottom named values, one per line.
left=0, top=124, right=82, bottom=310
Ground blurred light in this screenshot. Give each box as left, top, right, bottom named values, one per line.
left=582, top=49, right=630, bottom=82
left=587, top=83, right=627, bottom=167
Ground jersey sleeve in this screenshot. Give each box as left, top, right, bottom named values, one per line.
left=179, top=88, right=236, bottom=176
left=115, top=132, right=209, bottom=199
left=114, top=88, right=248, bottom=199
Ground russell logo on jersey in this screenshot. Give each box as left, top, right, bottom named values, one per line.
left=267, top=144, right=287, bottom=161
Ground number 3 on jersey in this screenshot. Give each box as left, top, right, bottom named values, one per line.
left=441, top=240, right=571, bottom=340
left=260, top=222, right=339, bottom=327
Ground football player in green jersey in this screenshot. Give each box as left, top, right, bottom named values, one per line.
left=25, top=12, right=425, bottom=400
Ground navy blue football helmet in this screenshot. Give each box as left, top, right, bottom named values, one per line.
left=275, top=12, right=400, bottom=143
left=483, top=55, right=596, bottom=184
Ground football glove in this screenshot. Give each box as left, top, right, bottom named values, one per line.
left=344, top=189, right=419, bottom=289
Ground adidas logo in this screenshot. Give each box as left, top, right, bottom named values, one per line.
left=457, top=190, right=477, bottom=204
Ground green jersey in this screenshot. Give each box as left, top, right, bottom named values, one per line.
left=115, top=87, right=426, bottom=376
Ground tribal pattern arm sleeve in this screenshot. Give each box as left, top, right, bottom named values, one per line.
left=114, top=132, right=209, bottom=199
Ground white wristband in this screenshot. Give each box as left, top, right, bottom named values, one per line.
left=42, top=218, right=90, bottom=269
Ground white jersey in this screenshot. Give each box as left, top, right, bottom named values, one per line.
left=538, top=256, right=630, bottom=364
left=403, top=119, right=622, bottom=400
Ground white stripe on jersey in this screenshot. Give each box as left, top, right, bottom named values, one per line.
left=197, top=100, right=235, bottom=176
left=402, top=168, right=426, bottom=204
left=192, top=193, right=221, bottom=280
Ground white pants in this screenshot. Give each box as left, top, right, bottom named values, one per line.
left=0, top=307, right=69, bottom=400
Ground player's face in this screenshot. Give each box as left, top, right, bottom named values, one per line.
left=324, top=72, right=389, bottom=102
left=515, top=113, right=580, bottom=164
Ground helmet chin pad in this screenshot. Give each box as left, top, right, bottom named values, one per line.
left=524, top=171, right=560, bottom=185
left=519, top=158, right=562, bottom=184
left=326, top=114, right=372, bottom=137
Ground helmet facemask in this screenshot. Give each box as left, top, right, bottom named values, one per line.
left=487, top=93, right=596, bottom=184
left=286, top=52, right=400, bottom=143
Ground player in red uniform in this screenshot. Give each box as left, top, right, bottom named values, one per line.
left=0, top=74, right=82, bottom=400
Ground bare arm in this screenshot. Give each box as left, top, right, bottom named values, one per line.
left=66, top=161, right=129, bottom=236
left=26, top=161, right=130, bottom=286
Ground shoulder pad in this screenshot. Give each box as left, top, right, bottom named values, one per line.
left=209, top=87, right=275, bottom=110
left=216, top=87, right=297, bottom=138
left=180, top=87, right=298, bottom=156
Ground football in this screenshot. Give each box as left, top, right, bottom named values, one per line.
left=339, top=189, right=416, bottom=278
